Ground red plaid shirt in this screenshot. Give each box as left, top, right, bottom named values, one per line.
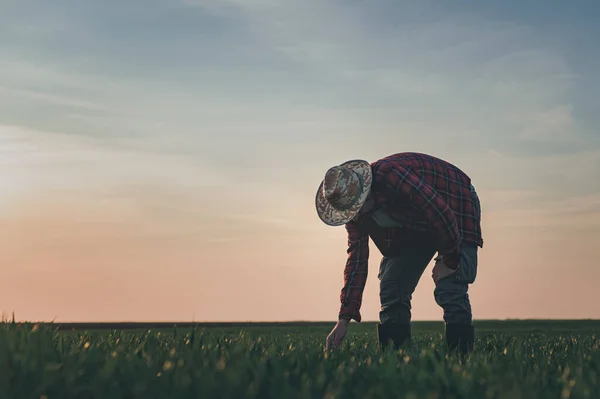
left=338, top=153, right=484, bottom=322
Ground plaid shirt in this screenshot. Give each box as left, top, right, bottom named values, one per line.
left=338, top=152, right=484, bottom=322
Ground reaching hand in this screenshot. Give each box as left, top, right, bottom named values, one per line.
left=326, top=319, right=349, bottom=350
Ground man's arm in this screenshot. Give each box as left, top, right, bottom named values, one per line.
left=376, top=162, right=461, bottom=267
left=338, top=219, right=370, bottom=322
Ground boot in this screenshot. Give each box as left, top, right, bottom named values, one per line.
left=445, top=323, right=474, bottom=354
left=377, top=322, right=411, bottom=353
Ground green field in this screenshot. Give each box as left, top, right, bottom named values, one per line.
left=2, top=320, right=600, bottom=398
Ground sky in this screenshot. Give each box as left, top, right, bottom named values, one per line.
left=1, top=0, right=599, bottom=323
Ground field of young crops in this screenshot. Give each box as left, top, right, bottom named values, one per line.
left=2, top=320, right=600, bottom=398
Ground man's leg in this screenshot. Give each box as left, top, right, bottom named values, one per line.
left=378, top=241, right=437, bottom=352
left=434, top=244, right=478, bottom=354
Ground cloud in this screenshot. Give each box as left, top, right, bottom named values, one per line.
left=182, top=0, right=280, bottom=11
left=1, top=0, right=598, bottom=218
left=0, top=86, right=105, bottom=111
left=1, top=0, right=588, bottom=156
left=470, top=148, right=600, bottom=199
left=484, top=192, right=600, bottom=230
left=181, top=0, right=583, bottom=149
left=0, top=124, right=228, bottom=201
left=519, top=105, right=575, bottom=141
left=474, top=189, right=541, bottom=212
left=0, top=59, right=114, bottom=96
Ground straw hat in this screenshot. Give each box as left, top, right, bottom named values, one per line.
left=315, top=159, right=373, bottom=226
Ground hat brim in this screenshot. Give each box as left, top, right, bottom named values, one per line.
left=315, top=159, right=373, bottom=226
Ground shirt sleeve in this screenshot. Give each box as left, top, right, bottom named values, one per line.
left=338, top=219, right=370, bottom=322
left=377, top=162, right=461, bottom=267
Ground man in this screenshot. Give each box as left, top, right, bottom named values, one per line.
left=315, top=152, right=483, bottom=354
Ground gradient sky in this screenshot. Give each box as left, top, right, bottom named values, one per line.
left=2, top=0, right=599, bottom=322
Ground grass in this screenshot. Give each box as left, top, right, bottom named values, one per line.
left=1, top=320, right=600, bottom=398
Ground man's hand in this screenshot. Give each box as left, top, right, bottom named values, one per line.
left=326, top=318, right=350, bottom=350
left=432, top=255, right=459, bottom=284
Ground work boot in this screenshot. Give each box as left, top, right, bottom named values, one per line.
left=445, top=323, right=474, bottom=354
left=377, top=322, right=411, bottom=353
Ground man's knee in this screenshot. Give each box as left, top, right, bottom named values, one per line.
left=378, top=249, right=435, bottom=325
left=434, top=245, right=478, bottom=324
left=379, top=284, right=412, bottom=324
left=434, top=282, right=472, bottom=324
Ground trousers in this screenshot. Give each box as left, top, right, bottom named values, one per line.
left=377, top=186, right=480, bottom=326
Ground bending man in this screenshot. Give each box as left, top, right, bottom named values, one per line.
left=315, top=152, right=483, bottom=354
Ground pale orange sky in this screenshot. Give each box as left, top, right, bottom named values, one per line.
left=2, top=125, right=599, bottom=322
left=2, top=0, right=600, bottom=322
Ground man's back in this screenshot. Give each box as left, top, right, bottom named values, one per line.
left=367, top=152, right=483, bottom=249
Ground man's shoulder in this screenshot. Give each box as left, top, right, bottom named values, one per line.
left=344, top=218, right=369, bottom=235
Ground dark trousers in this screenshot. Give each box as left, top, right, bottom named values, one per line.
left=378, top=185, right=481, bottom=326
left=378, top=241, right=478, bottom=326
left=376, top=187, right=481, bottom=353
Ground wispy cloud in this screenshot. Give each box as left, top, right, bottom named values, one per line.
left=2, top=0, right=595, bottom=212
left=519, top=104, right=576, bottom=141
left=182, top=0, right=585, bottom=151
left=0, top=86, right=105, bottom=111
left=0, top=124, right=226, bottom=199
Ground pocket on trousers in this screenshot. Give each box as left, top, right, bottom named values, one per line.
left=453, top=246, right=478, bottom=284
